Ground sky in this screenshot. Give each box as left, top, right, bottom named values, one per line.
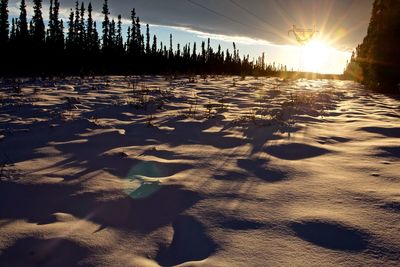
left=7, top=0, right=375, bottom=74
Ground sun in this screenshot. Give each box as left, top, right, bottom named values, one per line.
left=302, top=40, right=332, bottom=73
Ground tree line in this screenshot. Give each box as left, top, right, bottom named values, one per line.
left=344, top=0, right=400, bottom=93
left=0, top=0, right=285, bottom=77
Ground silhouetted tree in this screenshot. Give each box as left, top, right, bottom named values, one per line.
left=127, top=8, right=136, bottom=54
left=0, top=0, right=8, bottom=74
left=192, top=42, right=197, bottom=61
left=10, top=18, right=15, bottom=42
left=86, top=2, right=99, bottom=52
left=92, top=21, right=99, bottom=51
left=1, top=0, right=278, bottom=77
left=146, top=24, right=150, bottom=55
left=66, top=9, right=74, bottom=51
left=47, top=0, right=62, bottom=49
left=102, top=0, right=110, bottom=52
left=345, top=0, right=400, bottom=92
left=151, top=35, right=157, bottom=55
left=79, top=2, right=86, bottom=48
left=116, top=15, right=124, bottom=55
left=109, top=19, right=115, bottom=50
left=18, top=0, right=28, bottom=41
left=169, top=34, right=174, bottom=60
left=0, top=0, right=9, bottom=45
left=136, top=16, right=143, bottom=55
left=32, top=0, right=45, bottom=43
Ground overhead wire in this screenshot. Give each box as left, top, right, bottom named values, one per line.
left=185, top=0, right=249, bottom=28
left=227, top=0, right=275, bottom=29
left=186, top=0, right=318, bottom=47
left=185, top=0, right=275, bottom=36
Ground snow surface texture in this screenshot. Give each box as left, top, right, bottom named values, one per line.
left=0, top=76, right=399, bottom=266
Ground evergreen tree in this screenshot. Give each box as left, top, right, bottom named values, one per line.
left=139, top=33, right=144, bottom=55
left=92, top=21, right=99, bottom=51
left=32, top=0, right=45, bottom=43
left=10, top=18, right=15, bottom=42
left=169, top=34, right=173, bottom=59
left=73, top=1, right=80, bottom=44
left=66, top=9, right=74, bottom=50
left=79, top=2, right=86, bottom=48
left=176, top=43, right=180, bottom=58
left=201, top=41, right=206, bottom=63
left=109, top=19, right=115, bottom=50
left=346, top=0, right=400, bottom=92
left=128, top=8, right=136, bottom=54
left=54, top=0, right=63, bottom=49
left=151, top=35, right=157, bottom=55
left=29, top=20, right=34, bottom=36
left=47, top=0, right=61, bottom=47
left=87, top=2, right=94, bottom=50
left=0, top=0, right=9, bottom=44
left=145, top=24, right=150, bottom=55
left=116, top=15, right=123, bottom=53
left=1, top=0, right=277, bottom=76
left=47, top=0, right=53, bottom=42
left=102, top=0, right=110, bottom=51
left=126, top=26, right=131, bottom=50
left=18, top=0, right=28, bottom=40
left=207, top=38, right=210, bottom=61
left=59, top=19, right=63, bottom=46
left=192, top=42, right=197, bottom=61
left=136, top=16, right=142, bottom=55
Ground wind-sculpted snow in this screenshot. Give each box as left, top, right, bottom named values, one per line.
left=0, top=76, right=399, bottom=266
left=290, top=219, right=370, bottom=251
left=0, top=237, right=92, bottom=267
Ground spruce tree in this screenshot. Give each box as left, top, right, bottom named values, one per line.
left=176, top=43, right=180, bottom=58
left=207, top=38, right=210, bottom=61
left=54, top=0, right=63, bottom=49
left=18, top=0, right=28, bottom=40
left=135, top=16, right=142, bottom=55
left=66, top=9, right=74, bottom=50
left=59, top=19, right=63, bottom=46
left=10, top=18, right=15, bottom=42
left=192, top=42, right=197, bottom=61
left=0, top=0, right=273, bottom=76
left=126, top=26, right=131, bottom=50
left=0, top=0, right=9, bottom=45
left=79, top=2, right=85, bottom=48
left=73, top=1, right=80, bottom=44
left=29, top=20, right=34, bottom=36
left=93, top=21, right=99, bottom=51
left=102, top=0, right=110, bottom=52
left=201, top=41, right=206, bottom=63
left=109, top=19, right=115, bottom=51
left=145, top=24, right=150, bottom=55
left=139, top=33, right=144, bottom=55
left=346, top=0, right=400, bottom=92
left=128, top=8, right=136, bottom=54
left=116, top=15, right=124, bottom=54
left=48, top=0, right=53, bottom=42
left=87, top=2, right=94, bottom=51
left=32, top=0, right=45, bottom=43
left=151, top=35, right=157, bottom=55
left=169, top=34, right=173, bottom=59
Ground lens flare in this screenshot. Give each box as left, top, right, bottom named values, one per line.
left=124, top=162, right=163, bottom=199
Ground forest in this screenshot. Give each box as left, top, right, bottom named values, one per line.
left=0, top=0, right=285, bottom=76
left=345, top=0, right=400, bottom=93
